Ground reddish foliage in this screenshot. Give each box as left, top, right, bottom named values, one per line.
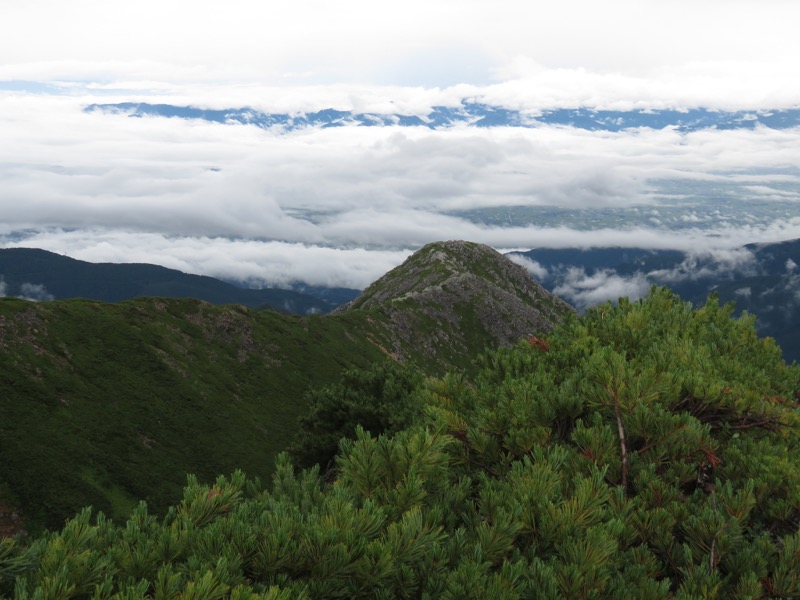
left=762, top=577, right=775, bottom=595
left=450, top=430, right=468, bottom=443
left=527, top=337, right=550, bottom=351
left=701, top=447, right=721, bottom=469
left=765, top=395, right=798, bottom=409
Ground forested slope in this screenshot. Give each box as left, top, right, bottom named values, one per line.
left=0, top=248, right=345, bottom=314
left=3, top=288, right=799, bottom=598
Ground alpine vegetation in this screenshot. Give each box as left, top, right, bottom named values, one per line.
left=3, top=288, right=799, bottom=598
left=0, top=242, right=572, bottom=535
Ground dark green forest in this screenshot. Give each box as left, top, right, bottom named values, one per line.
left=0, top=248, right=349, bottom=314
left=3, top=288, right=799, bottom=598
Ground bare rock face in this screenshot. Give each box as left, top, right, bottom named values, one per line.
left=338, top=241, right=575, bottom=368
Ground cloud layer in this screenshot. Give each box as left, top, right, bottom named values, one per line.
left=1, top=90, right=799, bottom=289
left=2, top=1, right=798, bottom=297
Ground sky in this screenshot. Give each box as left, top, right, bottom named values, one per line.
left=2, top=0, right=800, bottom=292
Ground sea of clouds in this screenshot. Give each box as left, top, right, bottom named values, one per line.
left=2, top=84, right=800, bottom=291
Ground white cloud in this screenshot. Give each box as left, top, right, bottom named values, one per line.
left=0, top=278, right=54, bottom=301
left=19, top=283, right=54, bottom=302
left=4, top=211, right=800, bottom=291
left=1, top=67, right=800, bottom=291
left=3, top=95, right=799, bottom=234
left=1, top=231, right=411, bottom=290
left=3, top=1, right=800, bottom=98
left=648, top=247, right=760, bottom=284
left=506, top=254, right=549, bottom=280
left=553, top=268, right=651, bottom=310
left=742, top=185, right=800, bottom=201
left=758, top=269, right=800, bottom=307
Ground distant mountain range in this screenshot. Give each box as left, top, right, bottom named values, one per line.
left=0, top=248, right=359, bottom=314
left=85, top=101, right=800, bottom=133
left=511, top=238, right=800, bottom=362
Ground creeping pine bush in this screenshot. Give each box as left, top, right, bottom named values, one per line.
left=3, top=288, right=800, bottom=599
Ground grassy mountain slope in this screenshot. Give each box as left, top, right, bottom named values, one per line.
left=0, top=297, right=385, bottom=533
left=0, top=248, right=347, bottom=314
left=0, top=241, right=573, bottom=534
left=4, top=288, right=800, bottom=598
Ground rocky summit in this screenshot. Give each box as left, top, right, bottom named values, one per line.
left=340, top=240, right=575, bottom=368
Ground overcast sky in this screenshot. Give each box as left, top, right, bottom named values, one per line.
left=2, top=0, right=800, bottom=290
left=3, top=0, right=800, bottom=92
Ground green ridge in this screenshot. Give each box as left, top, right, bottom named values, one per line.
left=0, top=241, right=572, bottom=534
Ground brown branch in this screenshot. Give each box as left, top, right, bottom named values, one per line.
left=467, top=457, right=503, bottom=477
left=607, top=382, right=628, bottom=494
left=708, top=417, right=785, bottom=431
left=709, top=535, right=717, bottom=574
left=676, top=393, right=791, bottom=432
left=709, top=495, right=722, bottom=574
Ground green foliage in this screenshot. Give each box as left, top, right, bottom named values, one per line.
left=1, top=242, right=571, bottom=535
left=288, top=362, right=424, bottom=470
left=4, top=287, right=800, bottom=598
left=0, top=298, right=388, bottom=534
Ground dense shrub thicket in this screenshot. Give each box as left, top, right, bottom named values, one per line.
left=288, top=362, right=424, bottom=471
left=2, top=288, right=799, bottom=598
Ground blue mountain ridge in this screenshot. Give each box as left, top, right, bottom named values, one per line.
left=85, top=102, right=800, bottom=132
left=510, top=239, right=800, bottom=363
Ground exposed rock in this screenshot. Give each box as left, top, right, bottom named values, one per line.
left=338, top=241, right=575, bottom=368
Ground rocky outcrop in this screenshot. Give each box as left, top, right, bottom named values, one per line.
left=339, top=241, right=575, bottom=368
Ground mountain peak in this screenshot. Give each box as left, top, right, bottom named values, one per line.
left=86, top=102, right=800, bottom=133
left=340, top=241, right=575, bottom=367
left=346, top=241, right=547, bottom=307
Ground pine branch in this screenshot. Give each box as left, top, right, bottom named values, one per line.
left=614, top=393, right=628, bottom=494
left=637, top=424, right=687, bottom=456
left=604, top=379, right=628, bottom=494
left=709, top=535, right=717, bottom=575
left=677, top=394, right=790, bottom=432
left=718, top=417, right=785, bottom=431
